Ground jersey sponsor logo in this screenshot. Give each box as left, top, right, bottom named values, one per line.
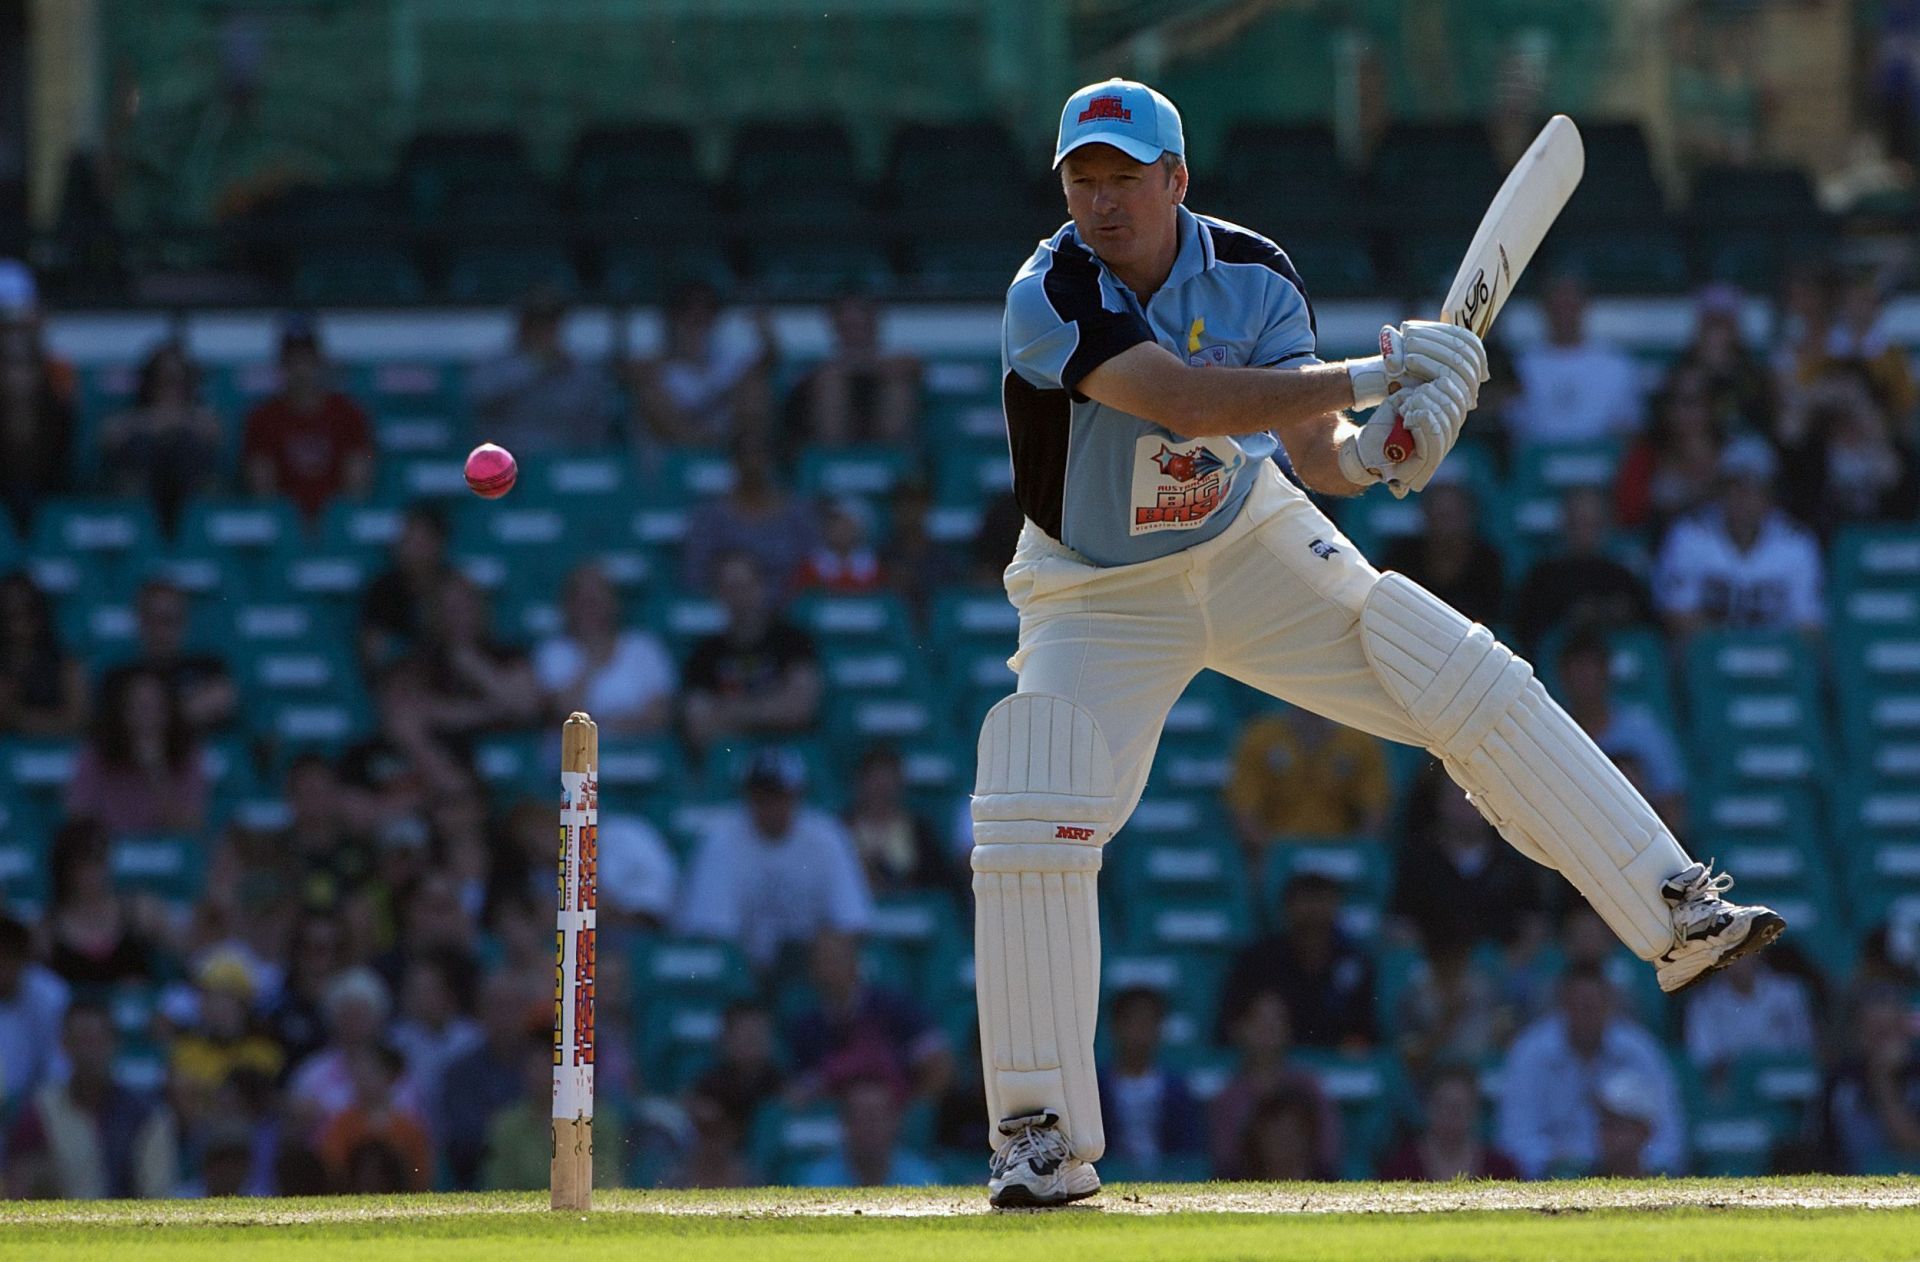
left=1054, top=825, right=1095, bottom=841
left=1131, top=435, right=1243, bottom=535
left=1078, top=95, right=1132, bottom=124
left=1309, top=538, right=1339, bottom=558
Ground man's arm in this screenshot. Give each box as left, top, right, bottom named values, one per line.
left=1079, top=342, right=1356, bottom=440
left=1080, top=345, right=1369, bottom=496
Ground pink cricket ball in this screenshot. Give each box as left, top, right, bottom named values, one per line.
left=465, top=442, right=517, bottom=499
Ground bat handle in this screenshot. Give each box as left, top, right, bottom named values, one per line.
left=1382, top=415, right=1413, bottom=465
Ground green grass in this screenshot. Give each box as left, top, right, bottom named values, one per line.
left=2, top=1179, right=1917, bottom=1261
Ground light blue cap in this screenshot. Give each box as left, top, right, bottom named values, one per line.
left=1053, top=78, right=1185, bottom=169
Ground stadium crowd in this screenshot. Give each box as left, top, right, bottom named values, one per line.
left=0, top=250, right=1916, bottom=1199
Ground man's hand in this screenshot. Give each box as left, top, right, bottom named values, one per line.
left=1346, top=320, right=1489, bottom=410
left=1337, top=375, right=1472, bottom=497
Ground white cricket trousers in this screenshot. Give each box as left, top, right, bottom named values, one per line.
left=1003, top=462, right=1428, bottom=826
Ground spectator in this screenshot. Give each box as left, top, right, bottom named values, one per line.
left=1207, top=992, right=1341, bottom=1181
left=440, top=973, right=544, bottom=1189
left=1509, top=486, right=1657, bottom=655
left=413, top=573, right=543, bottom=755
left=1509, top=274, right=1647, bottom=446
left=1790, top=270, right=1916, bottom=423
left=1556, top=903, right=1662, bottom=1032
left=263, top=913, right=346, bottom=1074
left=45, top=819, right=164, bottom=987
left=595, top=812, right=680, bottom=933
left=1673, top=283, right=1775, bottom=435
left=660, top=1090, right=758, bottom=1190
left=1589, top=1069, right=1667, bottom=1177
left=389, top=952, right=482, bottom=1135
left=1496, top=965, right=1684, bottom=1178
left=877, top=481, right=964, bottom=624
left=339, top=658, right=469, bottom=818
left=1390, top=768, right=1551, bottom=956
left=689, top=1002, right=786, bottom=1137
left=64, top=667, right=208, bottom=837
left=0, top=569, right=87, bottom=736
left=358, top=503, right=454, bottom=669
left=0, top=318, right=74, bottom=536
left=682, top=553, right=823, bottom=756
left=1823, top=985, right=1920, bottom=1173
left=265, top=753, right=377, bottom=914
left=1217, top=871, right=1376, bottom=1050
left=1096, top=986, right=1203, bottom=1175
left=288, top=967, right=418, bottom=1126
left=795, top=1075, right=940, bottom=1188
left=786, top=931, right=952, bottom=1105
left=241, top=322, right=375, bottom=522
left=796, top=499, right=884, bottom=593
left=4, top=1002, right=178, bottom=1199
left=842, top=746, right=955, bottom=897
left=1224, top=706, right=1389, bottom=854
left=315, top=1044, right=432, bottom=1193
left=1393, top=940, right=1515, bottom=1082
left=786, top=289, right=922, bottom=448
left=1378, top=1063, right=1519, bottom=1181
left=1236, top=1083, right=1330, bottom=1181
left=1775, top=368, right=1919, bottom=537
left=169, top=949, right=283, bottom=1094
left=1683, top=952, right=1817, bottom=1076
left=480, top=1030, right=578, bottom=1191
left=1378, top=475, right=1505, bottom=627
left=1654, top=436, right=1825, bottom=640
left=100, top=579, right=236, bottom=734
left=99, top=340, right=223, bottom=538
left=681, top=435, right=819, bottom=595
left=676, top=749, right=872, bottom=972
left=1554, top=629, right=1687, bottom=828
left=534, top=562, right=674, bottom=734
left=466, top=289, right=617, bottom=455
left=1615, top=365, right=1730, bottom=535
left=0, top=914, right=70, bottom=1117
left=631, top=281, right=775, bottom=447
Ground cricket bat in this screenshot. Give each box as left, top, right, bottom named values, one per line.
left=1383, top=114, right=1584, bottom=462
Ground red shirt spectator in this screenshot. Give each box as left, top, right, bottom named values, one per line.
left=243, top=325, right=374, bottom=521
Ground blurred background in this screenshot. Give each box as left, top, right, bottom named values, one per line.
left=0, top=0, right=1916, bottom=1200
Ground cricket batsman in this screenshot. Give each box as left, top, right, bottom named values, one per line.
left=970, top=79, right=1785, bottom=1207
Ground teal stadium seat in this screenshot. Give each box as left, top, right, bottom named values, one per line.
left=29, top=500, right=163, bottom=595
left=179, top=499, right=306, bottom=591
left=0, top=797, right=48, bottom=913
left=349, top=361, right=462, bottom=453
left=1685, top=632, right=1827, bottom=788
left=798, top=446, right=911, bottom=500
left=109, top=835, right=205, bottom=904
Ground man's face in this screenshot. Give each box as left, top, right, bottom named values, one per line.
left=841, top=1081, right=899, bottom=1162
left=1723, top=476, right=1771, bottom=536
left=1563, top=977, right=1611, bottom=1056
left=64, top=1009, right=116, bottom=1081
left=1060, top=144, right=1185, bottom=275
left=1560, top=649, right=1611, bottom=710
left=716, top=558, right=767, bottom=626
left=1545, top=278, right=1586, bottom=342
left=746, top=785, right=797, bottom=839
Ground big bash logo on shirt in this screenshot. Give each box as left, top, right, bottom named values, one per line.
left=1131, top=436, right=1239, bottom=533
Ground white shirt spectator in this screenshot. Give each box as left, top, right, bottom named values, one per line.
left=1592, top=702, right=1688, bottom=800
left=1682, top=963, right=1817, bottom=1071
left=599, top=813, right=678, bottom=924
left=676, top=804, right=873, bottom=967
left=534, top=630, right=675, bottom=729
left=1654, top=507, right=1825, bottom=631
left=1512, top=339, right=1647, bottom=445
left=389, top=1014, right=482, bottom=1137
left=1497, top=1011, right=1685, bottom=1177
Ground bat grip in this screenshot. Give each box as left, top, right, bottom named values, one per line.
left=1382, top=416, right=1413, bottom=465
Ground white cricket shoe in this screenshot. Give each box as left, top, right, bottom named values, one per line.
left=987, top=1111, right=1100, bottom=1209
left=1654, top=861, right=1787, bottom=994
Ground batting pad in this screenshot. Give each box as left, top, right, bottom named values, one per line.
left=1361, top=575, right=1689, bottom=960
left=972, top=693, right=1115, bottom=1161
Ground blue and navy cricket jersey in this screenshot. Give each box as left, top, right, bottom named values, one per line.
left=1001, top=204, right=1318, bottom=567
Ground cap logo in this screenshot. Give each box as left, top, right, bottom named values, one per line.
left=1078, top=95, right=1132, bottom=124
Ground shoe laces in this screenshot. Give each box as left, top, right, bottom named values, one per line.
left=1676, top=860, right=1736, bottom=905
left=991, top=1118, right=1070, bottom=1177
